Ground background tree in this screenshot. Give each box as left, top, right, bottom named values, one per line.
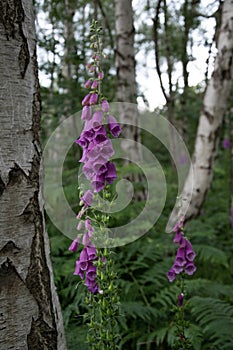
left=0, top=1, right=67, bottom=349
left=181, top=0, right=233, bottom=221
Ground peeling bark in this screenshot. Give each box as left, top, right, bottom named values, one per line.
left=0, top=1, right=67, bottom=349
left=180, top=0, right=233, bottom=222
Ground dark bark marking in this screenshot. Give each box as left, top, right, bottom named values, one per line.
left=25, top=187, right=58, bottom=348
left=27, top=315, right=57, bottom=350
left=7, top=163, right=28, bottom=187
left=0, top=0, right=30, bottom=78
left=0, top=241, right=20, bottom=255
left=203, top=109, right=214, bottom=123
left=0, top=175, right=5, bottom=196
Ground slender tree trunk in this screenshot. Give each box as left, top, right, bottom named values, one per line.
left=180, top=0, right=233, bottom=222
left=114, top=0, right=142, bottom=162
left=0, top=1, right=67, bottom=349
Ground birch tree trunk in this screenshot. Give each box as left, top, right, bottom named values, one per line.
left=0, top=1, right=67, bottom=349
left=180, top=0, right=233, bottom=222
left=114, top=0, right=142, bottom=162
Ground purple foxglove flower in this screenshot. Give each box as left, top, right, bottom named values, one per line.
left=185, top=240, right=196, bottom=261
left=173, top=218, right=184, bottom=232
left=175, top=248, right=186, bottom=266
left=105, top=162, right=117, bottom=184
left=82, top=232, right=92, bottom=246
left=79, top=148, right=89, bottom=163
left=108, top=115, right=121, bottom=137
left=91, top=80, right=98, bottom=89
left=92, top=174, right=105, bottom=192
left=89, top=65, right=95, bottom=73
left=91, top=110, right=103, bottom=130
left=82, top=93, right=91, bottom=106
left=76, top=208, right=85, bottom=219
left=74, top=260, right=84, bottom=278
left=179, top=237, right=187, bottom=249
left=185, top=261, right=196, bottom=275
left=222, top=138, right=231, bottom=149
left=101, top=99, right=109, bottom=112
left=83, top=162, right=95, bottom=180
left=167, top=268, right=176, bottom=283
left=83, top=129, right=94, bottom=142
left=81, top=190, right=93, bottom=208
left=85, top=219, right=94, bottom=233
left=100, top=139, right=115, bottom=158
left=94, top=162, right=107, bottom=175
left=77, top=222, right=82, bottom=230
left=84, top=79, right=92, bottom=89
left=86, top=265, right=97, bottom=281
left=98, top=71, right=104, bottom=80
left=178, top=293, right=184, bottom=307
left=75, top=135, right=88, bottom=148
left=90, top=92, right=98, bottom=105
left=84, top=278, right=99, bottom=294
left=94, top=128, right=107, bottom=144
left=68, top=237, right=79, bottom=253
left=173, top=231, right=182, bottom=244
left=81, top=105, right=92, bottom=121
left=173, top=263, right=183, bottom=274
left=86, top=246, right=97, bottom=260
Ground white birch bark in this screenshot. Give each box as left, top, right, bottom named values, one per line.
left=0, top=1, right=67, bottom=349
left=180, top=0, right=233, bottom=221
left=114, top=0, right=142, bottom=162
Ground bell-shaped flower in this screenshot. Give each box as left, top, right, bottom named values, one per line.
left=84, top=79, right=92, bottom=89
left=82, top=232, right=92, bottom=247
left=81, top=190, right=93, bottom=208
left=167, top=268, right=176, bottom=283
left=185, top=261, right=196, bottom=275
left=173, top=231, right=182, bottom=244
left=172, top=262, right=183, bottom=274
left=92, top=174, right=105, bottom=192
left=94, top=128, right=107, bottom=144
left=85, top=219, right=94, bottom=233
left=82, top=162, right=95, bottom=180
left=90, top=110, right=103, bottom=130
left=105, top=162, right=117, bottom=184
left=90, top=92, right=98, bottom=105
left=101, top=99, right=109, bottom=112
left=84, top=278, right=98, bottom=293
left=100, top=139, right=115, bottom=159
left=75, top=134, right=88, bottom=148
left=98, top=71, right=104, bottom=80
left=69, top=237, right=79, bottom=253
left=91, top=80, right=98, bottom=89
left=82, top=93, right=91, bottom=106
left=74, top=260, right=84, bottom=279
left=185, top=240, right=196, bottom=261
left=108, top=115, right=121, bottom=137
left=86, top=265, right=97, bottom=281
left=86, top=246, right=97, bottom=260
left=175, top=247, right=186, bottom=266
left=81, top=105, right=92, bottom=121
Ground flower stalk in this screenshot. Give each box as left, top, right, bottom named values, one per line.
left=69, top=20, right=121, bottom=349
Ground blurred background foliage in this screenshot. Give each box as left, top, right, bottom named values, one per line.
left=36, top=0, right=233, bottom=348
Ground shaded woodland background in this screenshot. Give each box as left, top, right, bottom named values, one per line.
left=35, top=0, right=233, bottom=349
left=0, top=0, right=232, bottom=349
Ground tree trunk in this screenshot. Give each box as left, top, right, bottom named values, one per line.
left=179, top=0, right=233, bottom=222
left=115, top=0, right=146, bottom=200
left=114, top=0, right=142, bottom=162
left=0, top=1, right=67, bottom=349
